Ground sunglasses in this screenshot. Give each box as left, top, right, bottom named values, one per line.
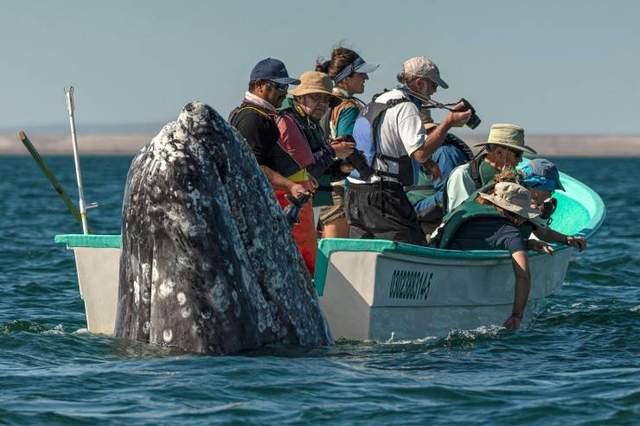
left=267, top=81, right=289, bottom=93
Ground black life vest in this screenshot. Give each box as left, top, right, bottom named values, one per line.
left=352, top=94, right=415, bottom=186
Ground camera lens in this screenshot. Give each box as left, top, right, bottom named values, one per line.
left=466, top=113, right=481, bottom=129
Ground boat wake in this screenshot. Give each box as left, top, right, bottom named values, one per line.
left=380, top=324, right=506, bottom=347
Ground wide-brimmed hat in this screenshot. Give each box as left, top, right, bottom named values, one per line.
left=473, top=123, right=537, bottom=154
left=402, top=56, right=449, bottom=89
left=333, top=55, right=379, bottom=83
left=517, top=158, right=565, bottom=192
left=289, top=71, right=341, bottom=107
left=479, top=182, right=541, bottom=220
left=250, top=58, right=300, bottom=85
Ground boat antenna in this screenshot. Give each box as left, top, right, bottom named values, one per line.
left=64, top=86, right=92, bottom=234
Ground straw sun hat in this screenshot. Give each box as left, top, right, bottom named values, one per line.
left=479, top=182, right=541, bottom=220
left=289, top=71, right=340, bottom=107
left=474, top=123, right=537, bottom=154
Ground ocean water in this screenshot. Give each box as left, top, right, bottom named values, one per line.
left=0, top=155, right=638, bottom=425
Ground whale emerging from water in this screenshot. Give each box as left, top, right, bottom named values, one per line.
left=115, top=101, right=332, bottom=354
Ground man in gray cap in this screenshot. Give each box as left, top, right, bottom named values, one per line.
left=346, top=56, right=471, bottom=244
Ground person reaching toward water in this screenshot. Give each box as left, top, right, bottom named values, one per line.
left=434, top=181, right=587, bottom=329
left=315, top=47, right=379, bottom=238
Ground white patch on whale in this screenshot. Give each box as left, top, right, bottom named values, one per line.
left=158, top=280, right=176, bottom=299
left=177, top=292, right=187, bottom=306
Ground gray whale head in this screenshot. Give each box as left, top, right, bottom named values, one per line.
left=115, top=101, right=332, bottom=354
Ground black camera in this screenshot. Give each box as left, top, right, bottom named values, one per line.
left=332, top=135, right=375, bottom=180
left=460, top=98, right=481, bottom=129
left=284, top=193, right=312, bottom=226
left=345, top=150, right=374, bottom=181
left=540, top=198, right=558, bottom=220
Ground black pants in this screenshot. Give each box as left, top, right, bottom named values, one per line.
left=345, top=182, right=425, bottom=245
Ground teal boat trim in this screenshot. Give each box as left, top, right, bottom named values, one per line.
left=313, top=172, right=605, bottom=296
left=55, top=234, right=121, bottom=249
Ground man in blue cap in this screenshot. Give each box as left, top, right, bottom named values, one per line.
left=229, top=58, right=310, bottom=198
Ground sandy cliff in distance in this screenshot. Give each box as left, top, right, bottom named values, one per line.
left=1, top=132, right=640, bottom=157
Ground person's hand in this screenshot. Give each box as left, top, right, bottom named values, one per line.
left=289, top=183, right=311, bottom=198
left=503, top=313, right=522, bottom=330
left=528, top=239, right=554, bottom=255
left=307, top=176, right=318, bottom=190
left=445, top=101, right=472, bottom=127
left=330, top=138, right=355, bottom=159
left=566, top=236, right=587, bottom=251
left=340, top=163, right=354, bottom=174
left=423, top=159, right=441, bottom=180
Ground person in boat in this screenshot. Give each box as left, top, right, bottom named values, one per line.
left=406, top=113, right=474, bottom=237
left=315, top=47, right=380, bottom=238
left=445, top=123, right=536, bottom=213
left=436, top=181, right=587, bottom=329
left=228, top=57, right=310, bottom=199
left=346, top=56, right=471, bottom=244
left=517, top=158, right=587, bottom=250
left=276, top=71, right=355, bottom=272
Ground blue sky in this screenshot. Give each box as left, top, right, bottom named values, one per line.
left=1, top=0, right=638, bottom=134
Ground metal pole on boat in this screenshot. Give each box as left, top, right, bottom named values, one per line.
left=65, top=86, right=90, bottom=235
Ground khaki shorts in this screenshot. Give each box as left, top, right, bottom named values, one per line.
left=318, top=184, right=346, bottom=227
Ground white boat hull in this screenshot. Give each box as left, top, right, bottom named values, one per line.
left=319, top=248, right=574, bottom=340
left=56, top=172, right=604, bottom=340
left=65, top=243, right=573, bottom=340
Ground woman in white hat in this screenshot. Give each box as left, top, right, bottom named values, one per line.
left=315, top=47, right=380, bottom=238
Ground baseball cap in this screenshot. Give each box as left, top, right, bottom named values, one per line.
left=401, top=56, right=449, bottom=89
left=250, top=58, right=300, bottom=85
left=517, top=158, right=565, bottom=192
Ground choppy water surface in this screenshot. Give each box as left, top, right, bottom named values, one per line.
left=0, top=155, right=638, bottom=425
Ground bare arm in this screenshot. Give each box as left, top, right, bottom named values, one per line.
left=504, top=250, right=531, bottom=330
left=411, top=102, right=472, bottom=163
left=533, top=226, right=587, bottom=251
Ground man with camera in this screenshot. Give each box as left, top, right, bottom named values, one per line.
left=346, top=56, right=471, bottom=244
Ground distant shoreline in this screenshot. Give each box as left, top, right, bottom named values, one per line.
left=2, top=132, right=640, bottom=157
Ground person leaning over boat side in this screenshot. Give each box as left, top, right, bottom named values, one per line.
left=315, top=47, right=379, bottom=238
left=445, top=123, right=537, bottom=213
left=277, top=71, right=355, bottom=273
left=517, top=158, right=587, bottom=250
left=437, top=182, right=544, bottom=329
left=406, top=114, right=474, bottom=237
left=346, top=56, right=471, bottom=244
left=436, top=182, right=587, bottom=329
left=229, top=58, right=311, bottom=199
